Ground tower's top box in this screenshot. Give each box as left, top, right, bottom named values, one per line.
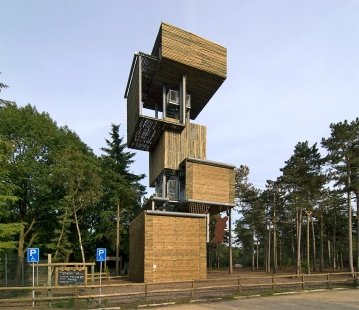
left=141, top=22, right=227, bottom=120
left=152, top=22, right=227, bottom=79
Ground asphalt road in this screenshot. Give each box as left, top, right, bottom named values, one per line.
left=158, top=289, right=359, bottom=310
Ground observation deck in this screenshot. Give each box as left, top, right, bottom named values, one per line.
left=124, top=22, right=227, bottom=151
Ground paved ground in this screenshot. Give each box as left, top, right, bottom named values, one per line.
left=159, top=289, right=359, bottom=310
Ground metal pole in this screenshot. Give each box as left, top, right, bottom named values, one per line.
left=138, top=54, right=142, bottom=115
left=162, top=83, right=166, bottom=119
left=229, top=209, right=233, bottom=274
left=32, top=262, right=35, bottom=307
left=36, top=263, right=38, bottom=286
left=99, top=261, right=102, bottom=304
left=162, top=174, right=166, bottom=199
left=181, top=74, right=186, bottom=124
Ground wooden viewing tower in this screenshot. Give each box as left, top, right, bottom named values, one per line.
left=124, top=22, right=235, bottom=283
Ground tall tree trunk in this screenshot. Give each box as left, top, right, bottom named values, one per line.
left=291, top=228, right=295, bottom=266
left=54, top=206, right=70, bottom=261
left=116, top=202, right=120, bottom=276
left=267, top=224, right=271, bottom=273
left=16, top=225, right=25, bottom=283
left=73, top=210, right=85, bottom=264
left=273, top=196, right=277, bottom=274
left=328, top=240, right=331, bottom=268
left=305, top=211, right=311, bottom=273
left=251, top=228, right=255, bottom=272
left=296, top=207, right=302, bottom=274
left=279, top=238, right=283, bottom=268
left=256, top=238, right=259, bottom=270
left=311, top=214, right=316, bottom=271
left=347, top=165, right=354, bottom=275
left=333, top=207, right=337, bottom=271
left=320, top=215, right=324, bottom=272
left=242, top=246, right=246, bottom=268
left=356, top=192, right=359, bottom=273
left=16, top=217, right=37, bottom=282
left=229, top=209, right=233, bottom=274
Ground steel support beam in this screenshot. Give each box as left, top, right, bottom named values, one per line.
left=162, top=83, right=166, bottom=119
left=180, top=74, right=186, bottom=124
left=138, top=54, right=142, bottom=115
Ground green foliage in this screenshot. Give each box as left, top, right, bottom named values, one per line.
left=0, top=101, right=146, bottom=268
left=234, top=120, right=357, bottom=273
left=322, top=118, right=359, bottom=195
left=95, top=124, right=146, bottom=257
left=279, top=141, right=326, bottom=203
left=0, top=73, right=9, bottom=93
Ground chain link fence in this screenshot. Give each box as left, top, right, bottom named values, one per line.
left=0, top=253, right=48, bottom=287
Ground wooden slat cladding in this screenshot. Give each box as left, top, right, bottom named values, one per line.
left=149, top=123, right=206, bottom=185
left=129, top=213, right=207, bottom=283
left=129, top=212, right=145, bottom=282
left=126, top=60, right=140, bottom=146
left=143, top=22, right=227, bottom=120
left=146, top=214, right=206, bottom=283
left=158, top=22, right=226, bottom=78
left=185, top=162, right=235, bottom=204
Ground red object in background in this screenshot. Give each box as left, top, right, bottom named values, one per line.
left=213, top=216, right=228, bottom=243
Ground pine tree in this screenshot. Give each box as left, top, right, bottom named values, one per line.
left=99, top=124, right=146, bottom=274
left=321, top=118, right=359, bottom=274
left=279, top=141, right=325, bottom=273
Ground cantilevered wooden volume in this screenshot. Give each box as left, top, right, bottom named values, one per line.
left=125, top=22, right=234, bottom=283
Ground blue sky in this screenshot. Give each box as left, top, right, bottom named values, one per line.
left=1, top=0, right=358, bottom=198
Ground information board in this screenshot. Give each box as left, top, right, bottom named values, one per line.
left=58, top=270, right=85, bottom=286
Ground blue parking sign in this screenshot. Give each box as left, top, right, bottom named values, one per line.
left=96, top=248, right=106, bottom=262
left=27, top=248, right=39, bottom=263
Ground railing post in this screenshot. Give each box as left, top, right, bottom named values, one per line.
left=301, top=275, right=305, bottom=289
left=74, top=286, right=78, bottom=306
left=145, top=283, right=148, bottom=300
left=47, top=254, right=52, bottom=308
left=191, top=280, right=194, bottom=298
left=238, top=276, right=241, bottom=293
left=272, top=275, right=276, bottom=290
left=327, top=273, right=330, bottom=288
left=91, top=265, right=94, bottom=304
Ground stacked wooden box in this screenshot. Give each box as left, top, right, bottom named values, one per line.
left=129, top=212, right=207, bottom=283
left=149, top=123, right=206, bottom=185
left=185, top=161, right=235, bottom=204
left=160, top=22, right=227, bottom=79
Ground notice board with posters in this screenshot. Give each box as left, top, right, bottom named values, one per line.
left=58, top=270, right=85, bottom=286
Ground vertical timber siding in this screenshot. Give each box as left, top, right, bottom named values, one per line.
left=129, top=213, right=207, bottom=283
left=149, top=123, right=206, bottom=185
left=127, top=60, right=140, bottom=146
left=146, top=214, right=206, bottom=283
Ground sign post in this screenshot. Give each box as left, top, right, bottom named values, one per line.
left=27, top=248, right=39, bottom=307
left=96, top=248, right=106, bottom=304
